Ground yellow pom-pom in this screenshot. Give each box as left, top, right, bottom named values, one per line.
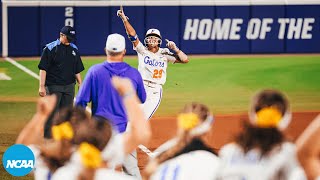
left=177, top=113, right=200, bottom=130
left=51, top=122, right=74, bottom=141
left=79, top=142, right=102, bottom=169
left=256, top=107, right=282, bottom=128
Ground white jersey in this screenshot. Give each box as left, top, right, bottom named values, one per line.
left=51, top=152, right=83, bottom=180
left=29, top=145, right=51, bottom=180
left=134, top=41, right=176, bottom=85
left=150, top=150, right=220, bottom=180
left=52, top=134, right=127, bottom=180
left=101, top=133, right=126, bottom=168
left=52, top=153, right=133, bottom=180
left=94, top=169, right=135, bottom=180
left=218, top=142, right=306, bottom=180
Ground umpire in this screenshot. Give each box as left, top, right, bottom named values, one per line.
left=38, top=25, right=84, bottom=138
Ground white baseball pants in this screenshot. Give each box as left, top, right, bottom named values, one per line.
left=142, top=82, right=163, bottom=120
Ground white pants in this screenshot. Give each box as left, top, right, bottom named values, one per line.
left=122, top=82, right=162, bottom=179
left=142, top=82, right=163, bottom=120
left=123, top=150, right=141, bottom=180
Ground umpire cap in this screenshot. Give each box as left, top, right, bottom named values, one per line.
left=60, top=26, right=76, bottom=42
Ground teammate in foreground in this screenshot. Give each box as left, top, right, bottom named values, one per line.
left=117, top=6, right=189, bottom=120
left=53, top=76, right=150, bottom=180
left=16, top=76, right=151, bottom=180
left=144, top=102, right=219, bottom=180
left=218, top=89, right=306, bottom=180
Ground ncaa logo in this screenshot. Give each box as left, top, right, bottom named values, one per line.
left=2, top=144, right=35, bottom=176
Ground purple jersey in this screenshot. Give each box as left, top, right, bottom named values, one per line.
left=75, top=61, right=146, bottom=133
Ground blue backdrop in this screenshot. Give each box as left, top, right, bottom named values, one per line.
left=3, top=5, right=320, bottom=56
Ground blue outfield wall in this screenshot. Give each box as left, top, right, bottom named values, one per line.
left=76, top=7, right=110, bottom=55
left=8, top=7, right=40, bottom=56
left=250, top=5, right=285, bottom=53
left=40, top=7, right=68, bottom=53
left=4, top=5, right=320, bottom=56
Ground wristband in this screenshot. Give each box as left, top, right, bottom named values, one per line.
left=128, top=34, right=138, bottom=42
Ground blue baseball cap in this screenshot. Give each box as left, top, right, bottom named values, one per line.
left=60, top=26, right=76, bottom=42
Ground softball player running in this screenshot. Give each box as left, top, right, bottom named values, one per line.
left=144, top=102, right=220, bottom=180
left=218, top=89, right=306, bottom=180
left=117, top=6, right=189, bottom=120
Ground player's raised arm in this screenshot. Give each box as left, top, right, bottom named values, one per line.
left=296, top=114, right=320, bottom=180
left=117, top=6, right=140, bottom=47
left=16, top=95, right=57, bottom=145
left=111, top=76, right=151, bottom=154
left=165, top=39, right=189, bottom=64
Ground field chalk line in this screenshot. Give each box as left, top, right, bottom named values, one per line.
left=5, top=57, right=40, bottom=80
left=5, top=57, right=154, bottom=157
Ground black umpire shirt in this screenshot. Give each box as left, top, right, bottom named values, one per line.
left=38, top=39, right=84, bottom=86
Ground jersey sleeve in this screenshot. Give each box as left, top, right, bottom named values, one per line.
left=75, top=51, right=85, bottom=74
left=75, top=67, right=93, bottom=107
left=133, top=41, right=147, bottom=55
left=161, top=48, right=177, bottom=64
left=101, top=133, right=125, bottom=168
left=38, top=47, right=51, bottom=71
left=153, top=138, right=179, bottom=157
left=218, top=143, right=241, bottom=165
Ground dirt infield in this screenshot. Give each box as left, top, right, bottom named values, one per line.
left=137, top=111, right=320, bottom=169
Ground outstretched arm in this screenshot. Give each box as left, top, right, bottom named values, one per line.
left=16, top=95, right=57, bottom=145
left=117, top=6, right=140, bottom=47
left=165, top=39, right=189, bottom=64
left=296, top=114, right=320, bottom=180
left=75, top=68, right=93, bottom=108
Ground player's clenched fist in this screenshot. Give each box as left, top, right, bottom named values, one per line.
left=165, top=39, right=180, bottom=52
left=39, top=85, right=46, bottom=97
left=37, top=94, right=56, bottom=116
left=117, top=5, right=129, bottom=21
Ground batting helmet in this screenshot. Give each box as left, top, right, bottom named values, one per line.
left=144, top=28, right=162, bottom=47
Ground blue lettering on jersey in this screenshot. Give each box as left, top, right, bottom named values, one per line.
left=144, top=56, right=164, bottom=67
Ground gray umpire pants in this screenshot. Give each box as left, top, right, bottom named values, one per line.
left=123, top=150, right=142, bottom=180
left=44, top=83, right=75, bottom=138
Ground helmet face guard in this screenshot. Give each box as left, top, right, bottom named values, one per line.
left=144, top=34, right=162, bottom=47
